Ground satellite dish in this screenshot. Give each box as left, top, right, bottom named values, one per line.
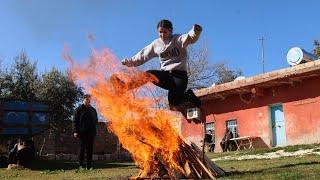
left=286, top=47, right=317, bottom=66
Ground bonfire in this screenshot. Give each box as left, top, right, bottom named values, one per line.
left=64, top=47, right=225, bottom=179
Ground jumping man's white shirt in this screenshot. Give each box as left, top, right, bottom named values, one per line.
left=123, top=25, right=202, bottom=72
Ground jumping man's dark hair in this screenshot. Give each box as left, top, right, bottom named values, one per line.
left=157, top=19, right=173, bottom=30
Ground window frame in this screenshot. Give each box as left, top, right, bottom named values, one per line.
left=205, top=122, right=215, bottom=143
left=226, top=119, right=238, bottom=138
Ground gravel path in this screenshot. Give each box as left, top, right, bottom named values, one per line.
left=212, top=148, right=320, bottom=161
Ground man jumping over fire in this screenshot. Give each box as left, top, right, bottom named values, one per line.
left=113, top=19, right=202, bottom=109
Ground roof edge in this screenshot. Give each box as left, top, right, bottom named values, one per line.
left=196, top=59, right=320, bottom=98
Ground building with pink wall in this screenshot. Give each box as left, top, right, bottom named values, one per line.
left=181, top=60, right=320, bottom=152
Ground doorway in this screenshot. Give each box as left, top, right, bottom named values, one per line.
left=270, top=104, right=287, bottom=147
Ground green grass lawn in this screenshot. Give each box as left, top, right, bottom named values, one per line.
left=216, top=155, right=320, bottom=179
left=0, top=160, right=138, bottom=179
left=1, top=144, right=320, bottom=179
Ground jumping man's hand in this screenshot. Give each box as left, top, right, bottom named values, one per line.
left=121, top=58, right=133, bottom=67
left=194, top=24, right=202, bottom=32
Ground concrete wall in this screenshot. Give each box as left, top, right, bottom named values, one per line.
left=182, top=76, right=320, bottom=152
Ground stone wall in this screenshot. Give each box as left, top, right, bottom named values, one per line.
left=31, top=121, right=131, bottom=160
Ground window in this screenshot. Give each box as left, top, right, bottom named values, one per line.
left=206, top=122, right=215, bottom=142
left=226, top=119, right=238, bottom=138
left=206, top=122, right=215, bottom=133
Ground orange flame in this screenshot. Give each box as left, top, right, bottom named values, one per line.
left=64, top=47, right=185, bottom=174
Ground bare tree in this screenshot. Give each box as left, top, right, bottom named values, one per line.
left=211, top=62, right=243, bottom=85
left=187, top=44, right=242, bottom=88
left=187, top=44, right=215, bottom=89
left=313, top=40, right=320, bottom=58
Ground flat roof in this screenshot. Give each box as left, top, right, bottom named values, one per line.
left=196, top=60, right=320, bottom=101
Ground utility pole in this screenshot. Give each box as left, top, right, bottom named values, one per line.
left=259, top=37, right=265, bottom=73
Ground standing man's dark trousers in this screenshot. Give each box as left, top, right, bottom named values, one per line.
left=78, top=134, right=95, bottom=169
left=220, top=140, right=230, bottom=152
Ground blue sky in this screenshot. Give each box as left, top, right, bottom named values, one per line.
left=0, top=0, right=319, bottom=76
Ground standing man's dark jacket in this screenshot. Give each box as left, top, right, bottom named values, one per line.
left=73, top=104, right=98, bottom=136
left=73, top=102, right=98, bottom=169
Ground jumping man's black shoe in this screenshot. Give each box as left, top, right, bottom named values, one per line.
left=185, top=89, right=201, bottom=108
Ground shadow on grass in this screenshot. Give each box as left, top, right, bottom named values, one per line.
left=223, top=161, right=320, bottom=177
left=30, top=159, right=136, bottom=171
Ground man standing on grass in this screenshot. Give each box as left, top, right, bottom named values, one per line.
left=73, top=94, right=98, bottom=170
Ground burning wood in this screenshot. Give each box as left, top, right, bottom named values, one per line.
left=64, top=49, right=225, bottom=179
left=133, top=138, right=225, bottom=179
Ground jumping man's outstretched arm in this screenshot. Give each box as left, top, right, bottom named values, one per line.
left=180, top=24, right=202, bottom=48
left=122, top=41, right=157, bottom=67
